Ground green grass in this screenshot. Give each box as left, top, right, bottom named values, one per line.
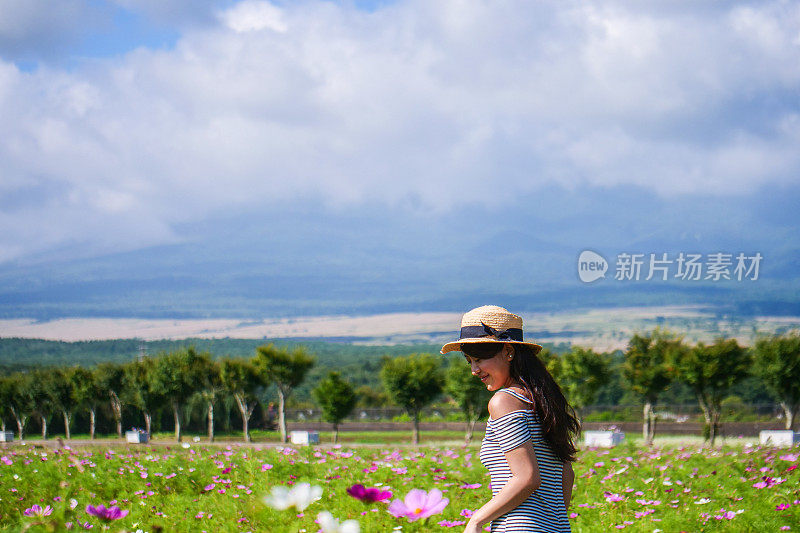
left=15, top=429, right=481, bottom=446
left=0, top=440, right=797, bottom=532
left=15, top=430, right=760, bottom=448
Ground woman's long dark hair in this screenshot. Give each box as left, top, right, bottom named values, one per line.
left=510, top=344, right=580, bottom=462
left=463, top=342, right=580, bottom=462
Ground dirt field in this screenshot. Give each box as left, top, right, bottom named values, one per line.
left=1, top=305, right=798, bottom=350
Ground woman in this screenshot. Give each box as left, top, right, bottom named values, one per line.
left=440, top=305, right=579, bottom=533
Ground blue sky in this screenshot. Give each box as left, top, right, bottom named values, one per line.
left=0, top=0, right=799, bottom=316
left=2, top=1, right=391, bottom=70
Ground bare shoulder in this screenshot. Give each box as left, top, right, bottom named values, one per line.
left=488, top=389, right=531, bottom=419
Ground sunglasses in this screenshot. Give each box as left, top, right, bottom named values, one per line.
left=461, top=343, right=503, bottom=359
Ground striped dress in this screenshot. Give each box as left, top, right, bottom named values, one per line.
left=479, top=388, right=571, bottom=532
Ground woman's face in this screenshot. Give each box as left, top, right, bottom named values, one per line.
left=463, top=343, right=514, bottom=391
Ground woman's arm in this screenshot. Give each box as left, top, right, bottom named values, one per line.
left=465, top=442, right=540, bottom=531
left=465, top=392, right=540, bottom=532
left=562, top=461, right=574, bottom=509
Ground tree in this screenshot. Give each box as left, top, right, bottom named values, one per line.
left=380, top=353, right=444, bottom=445
left=71, top=367, right=103, bottom=439
left=354, top=385, right=389, bottom=407
left=152, top=348, right=209, bottom=442
left=754, top=333, right=800, bottom=430
left=196, top=358, right=224, bottom=442
left=220, top=358, right=261, bottom=442
left=445, top=358, right=492, bottom=444
left=552, top=347, right=611, bottom=418
left=5, top=372, right=35, bottom=440
left=537, top=348, right=560, bottom=378
left=122, top=358, right=163, bottom=436
left=312, top=372, right=357, bottom=444
left=47, top=367, right=79, bottom=439
left=0, top=376, right=11, bottom=433
left=30, top=368, right=58, bottom=440
left=623, top=330, right=684, bottom=445
left=673, top=338, right=750, bottom=446
left=95, top=362, right=126, bottom=439
left=253, top=345, right=315, bottom=443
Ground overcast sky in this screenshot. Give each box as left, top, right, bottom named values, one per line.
left=1, top=0, right=799, bottom=266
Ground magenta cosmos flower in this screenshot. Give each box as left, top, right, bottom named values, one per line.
left=388, top=488, right=448, bottom=522
left=85, top=504, right=129, bottom=521
left=347, top=484, right=392, bottom=503
left=24, top=505, right=53, bottom=518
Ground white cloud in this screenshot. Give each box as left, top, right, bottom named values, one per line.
left=0, top=0, right=799, bottom=262
left=221, top=0, right=288, bottom=33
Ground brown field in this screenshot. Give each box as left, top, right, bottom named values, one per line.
left=1, top=305, right=798, bottom=350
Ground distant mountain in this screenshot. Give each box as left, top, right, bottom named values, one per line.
left=1, top=184, right=798, bottom=319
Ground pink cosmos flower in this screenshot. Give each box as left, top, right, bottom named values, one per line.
left=85, top=504, right=129, bottom=521
left=1, top=456, right=12, bottom=466
left=388, top=488, right=449, bottom=522
left=346, top=484, right=392, bottom=503
left=24, top=504, right=53, bottom=518
left=776, top=503, right=790, bottom=511
left=604, top=493, right=625, bottom=503
left=459, top=483, right=481, bottom=489
left=636, top=499, right=661, bottom=506
left=438, top=520, right=466, bottom=527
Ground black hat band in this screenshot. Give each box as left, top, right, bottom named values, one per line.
left=459, top=322, right=523, bottom=342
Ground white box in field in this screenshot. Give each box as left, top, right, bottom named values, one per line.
left=584, top=430, right=625, bottom=448
left=759, top=430, right=799, bottom=447
left=0, top=431, right=13, bottom=442
left=125, top=431, right=149, bottom=444
left=290, top=431, right=320, bottom=445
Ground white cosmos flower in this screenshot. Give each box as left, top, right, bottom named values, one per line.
left=317, top=511, right=360, bottom=533
left=264, top=483, right=323, bottom=512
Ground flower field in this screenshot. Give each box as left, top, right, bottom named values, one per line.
left=0, top=441, right=797, bottom=532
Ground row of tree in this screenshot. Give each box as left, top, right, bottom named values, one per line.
left=1, top=333, right=798, bottom=447
left=0, top=342, right=491, bottom=446
left=540, top=331, right=800, bottom=446
left=0, top=345, right=314, bottom=444
left=374, top=331, right=800, bottom=447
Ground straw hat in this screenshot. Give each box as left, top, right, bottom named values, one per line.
left=440, top=305, right=542, bottom=354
